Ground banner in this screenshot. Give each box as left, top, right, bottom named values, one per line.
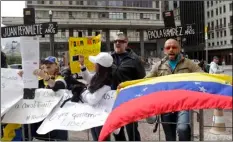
left=2, top=89, right=65, bottom=124
left=37, top=90, right=116, bottom=134
left=20, top=36, right=39, bottom=88
left=69, top=35, right=101, bottom=74
left=1, top=68, right=24, bottom=117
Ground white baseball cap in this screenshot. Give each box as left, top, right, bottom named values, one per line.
left=89, top=52, right=113, bottom=68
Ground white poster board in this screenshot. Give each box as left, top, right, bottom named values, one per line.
left=2, top=89, right=65, bottom=124
left=1, top=68, right=24, bottom=116
left=37, top=91, right=116, bottom=134
left=20, top=36, right=39, bottom=88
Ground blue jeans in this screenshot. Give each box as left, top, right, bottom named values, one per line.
left=161, top=111, right=191, bottom=141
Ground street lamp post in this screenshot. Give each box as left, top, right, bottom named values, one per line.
left=49, top=10, right=55, bottom=56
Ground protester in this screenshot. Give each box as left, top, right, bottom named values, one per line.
left=111, top=32, right=145, bottom=141
left=209, top=56, right=224, bottom=74
left=18, top=56, right=68, bottom=141
left=71, top=52, right=113, bottom=141
left=146, top=39, right=203, bottom=141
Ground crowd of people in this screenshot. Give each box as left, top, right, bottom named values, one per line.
left=1, top=32, right=226, bottom=141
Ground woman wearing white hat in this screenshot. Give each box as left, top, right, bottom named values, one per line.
left=71, top=52, right=113, bottom=141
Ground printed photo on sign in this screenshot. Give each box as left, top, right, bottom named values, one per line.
left=2, top=89, right=65, bottom=124
left=1, top=68, right=24, bottom=117
left=37, top=91, right=116, bottom=134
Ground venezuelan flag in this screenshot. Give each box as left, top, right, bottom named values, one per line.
left=99, top=73, right=232, bottom=141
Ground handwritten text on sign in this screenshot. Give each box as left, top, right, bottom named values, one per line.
left=2, top=89, right=64, bottom=124
left=37, top=91, right=116, bottom=134
left=147, top=24, right=196, bottom=40
left=1, top=68, right=24, bottom=117
left=1, top=22, right=58, bottom=38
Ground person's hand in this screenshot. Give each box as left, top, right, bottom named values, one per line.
left=18, top=70, right=23, bottom=78
left=79, top=55, right=84, bottom=66
left=33, top=69, right=48, bottom=80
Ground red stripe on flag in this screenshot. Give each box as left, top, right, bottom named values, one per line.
left=99, top=90, right=232, bottom=141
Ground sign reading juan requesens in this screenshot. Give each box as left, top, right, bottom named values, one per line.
left=1, top=22, right=58, bottom=38
left=147, top=24, right=196, bottom=40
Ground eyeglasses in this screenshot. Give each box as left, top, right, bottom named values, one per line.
left=113, top=40, right=127, bottom=44
left=165, top=46, right=178, bottom=50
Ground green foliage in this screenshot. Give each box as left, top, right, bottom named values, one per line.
left=6, top=55, right=22, bottom=65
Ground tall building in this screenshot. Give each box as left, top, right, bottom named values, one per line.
left=2, top=0, right=180, bottom=59
left=204, top=1, right=232, bottom=64
left=180, top=1, right=205, bottom=60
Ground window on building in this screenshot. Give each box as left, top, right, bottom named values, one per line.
left=223, top=5, right=226, bottom=13
left=37, top=0, right=44, bottom=4
left=224, top=17, right=226, bottom=27
left=49, top=0, right=53, bottom=4
left=220, top=31, right=223, bottom=37
left=217, top=32, right=219, bottom=37
left=220, top=41, right=223, bottom=45
left=212, top=33, right=214, bottom=38
left=208, top=22, right=210, bottom=28
left=211, top=1, right=213, bottom=6
left=231, top=40, right=233, bottom=44
left=207, top=11, right=210, bottom=18
left=156, top=1, right=160, bottom=8
left=173, top=1, right=178, bottom=8
left=211, top=10, right=213, bottom=17
left=220, top=7, right=222, bottom=14
left=69, top=28, right=73, bottom=37
left=61, top=29, right=66, bottom=37
left=211, top=21, right=214, bottom=28
left=208, top=43, right=211, bottom=46
left=216, top=8, right=218, bottom=15
left=156, top=14, right=160, bottom=20
left=216, top=20, right=218, bottom=26
left=212, top=42, right=214, bottom=46
left=69, top=0, right=72, bottom=5
left=87, top=12, right=91, bottom=18
left=69, top=12, right=73, bottom=19
left=231, top=29, right=233, bottom=35
left=217, top=42, right=219, bottom=45
left=76, top=0, right=83, bottom=5
left=207, top=1, right=209, bottom=7
left=224, top=30, right=226, bottom=36
left=230, top=2, right=233, bottom=11
left=230, top=16, right=233, bottom=23
left=208, top=33, right=210, bottom=39
left=220, top=18, right=222, bottom=26
left=224, top=40, right=227, bottom=44
left=99, top=13, right=108, bottom=18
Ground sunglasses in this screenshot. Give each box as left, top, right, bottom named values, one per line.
left=165, top=46, right=178, bottom=50
left=114, top=40, right=127, bottom=44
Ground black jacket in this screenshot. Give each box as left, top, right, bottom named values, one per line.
left=111, top=49, right=146, bottom=89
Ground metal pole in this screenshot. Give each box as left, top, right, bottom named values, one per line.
left=199, top=109, right=204, bottom=141
left=49, top=14, right=55, bottom=56
left=205, top=40, right=208, bottom=64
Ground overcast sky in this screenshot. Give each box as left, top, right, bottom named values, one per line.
left=1, top=1, right=25, bottom=26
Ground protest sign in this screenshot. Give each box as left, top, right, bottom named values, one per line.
left=1, top=68, right=24, bottom=116
left=37, top=91, right=116, bottom=134
left=20, top=36, right=40, bottom=88
left=69, top=35, right=101, bottom=74
left=2, top=89, right=65, bottom=124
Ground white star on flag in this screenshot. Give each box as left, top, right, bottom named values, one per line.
left=194, top=82, right=201, bottom=85
left=198, top=86, right=207, bottom=93
left=142, top=87, right=148, bottom=92
left=135, top=94, right=142, bottom=97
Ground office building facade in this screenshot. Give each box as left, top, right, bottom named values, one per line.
left=205, top=1, right=232, bottom=64
left=2, top=0, right=180, bottom=59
